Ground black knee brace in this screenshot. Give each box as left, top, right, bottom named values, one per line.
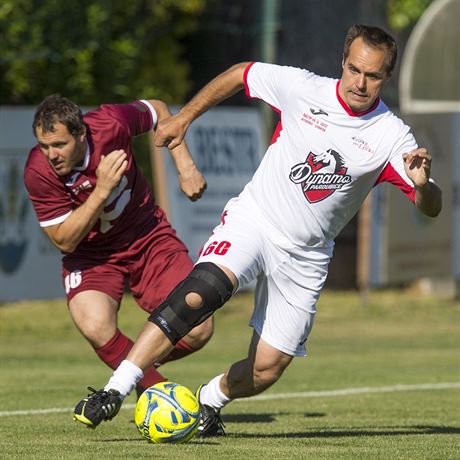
left=148, top=262, right=234, bottom=344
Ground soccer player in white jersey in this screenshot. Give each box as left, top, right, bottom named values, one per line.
left=74, top=25, right=442, bottom=436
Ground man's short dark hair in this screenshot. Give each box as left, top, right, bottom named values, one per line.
left=343, top=25, right=398, bottom=75
left=32, top=94, right=85, bottom=137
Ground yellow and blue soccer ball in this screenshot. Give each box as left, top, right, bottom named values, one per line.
left=134, top=381, right=200, bottom=444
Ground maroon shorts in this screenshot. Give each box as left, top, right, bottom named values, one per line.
left=62, top=220, right=194, bottom=313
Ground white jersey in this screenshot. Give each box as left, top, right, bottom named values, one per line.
left=241, top=62, right=419, bottom=248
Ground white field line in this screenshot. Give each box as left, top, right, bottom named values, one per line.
left=1, top=382, right=459, bottom=417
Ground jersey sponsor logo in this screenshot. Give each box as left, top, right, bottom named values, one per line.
left=289, top=149, right=352, bottom=203
left=301, top=112, right=328, bottom=132
left=352, top=136, right=374, bottom=153
left=310, top=107, right=329, bottom=116
left=66, top=172, right=93, bottom=196
left=70, top=180, right=92, bottom=196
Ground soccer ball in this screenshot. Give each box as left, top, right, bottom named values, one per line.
left=134, top=381, right=200, bottom=444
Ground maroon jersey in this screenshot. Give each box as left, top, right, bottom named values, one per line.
left=24, top=100, right=162, bottom=254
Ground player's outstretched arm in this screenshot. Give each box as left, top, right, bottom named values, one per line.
left=149, top=99, right=207, bottom=201
left=403, top=148, right=442, bottom=217
left=154, top=62, right=250, bottom=150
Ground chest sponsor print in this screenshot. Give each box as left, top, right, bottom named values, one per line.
left=289, top=149, right=352, bottom=203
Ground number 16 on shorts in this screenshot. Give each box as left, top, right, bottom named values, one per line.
left=64, top=270, right=82, bottom=294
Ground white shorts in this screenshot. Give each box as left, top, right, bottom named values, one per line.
left=197, top=197, right=333, bottom=356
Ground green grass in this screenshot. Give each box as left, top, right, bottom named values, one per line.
left=0, top=289, right=459, bottom=459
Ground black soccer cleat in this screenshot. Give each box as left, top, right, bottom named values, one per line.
left=73, top=387, right=123, bottom=429
left=195, top=384, right=226, bottom=437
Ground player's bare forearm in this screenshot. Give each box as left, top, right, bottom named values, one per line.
left=179, top=62, right=249, bottom=125
left=148, top=99, right=171, bottom=123
left=154, top=62, right=249, bottom=150
left=149, top=99, right=207, bottom=200
left=415, top=181, right=442, bottom=217
left=169, top=142, right=207, bottom=201
left=43, top=188, right=111, bottom=253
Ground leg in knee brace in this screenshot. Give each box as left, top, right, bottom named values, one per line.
left=149, top=262, right=233, bottom=344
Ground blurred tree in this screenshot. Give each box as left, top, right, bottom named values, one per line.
left=0, top=0, right=206, bottom=105
left=387, top=0, right=434, bottom=30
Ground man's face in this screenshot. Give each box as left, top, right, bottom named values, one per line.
left=36, top=122, right=86, bottom=176
left=339, top=37, right=390, bottom=113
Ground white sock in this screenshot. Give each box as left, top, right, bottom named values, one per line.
left=104, top=360, right=144, bottom=398
left=199, top=374, right=231, bottom=410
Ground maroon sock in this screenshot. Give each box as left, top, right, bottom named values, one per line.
left=95, top=329, right=166, bottom=390
left=157, top=339, right=197, bottom=365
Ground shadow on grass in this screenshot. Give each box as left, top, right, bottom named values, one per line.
left=223, top=412, right=326, bottom=423
left=100, top=438, right=221, bottom=445
left=95, top=425, right=460, bottom=444
left=229, top=425, right=460, bottom=439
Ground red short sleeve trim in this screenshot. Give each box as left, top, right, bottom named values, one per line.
left=244, top=62, right=257, bottom=99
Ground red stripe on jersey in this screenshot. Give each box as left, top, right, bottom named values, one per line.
left=375, top=162, right=416, bottom=202
left=270, top=120, right=283, bottom=145
left=336, top=81, right=380, bottom=117
left=244, top=62, right=257, bottom=98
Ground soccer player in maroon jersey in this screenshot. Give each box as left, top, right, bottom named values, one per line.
left=24, top=95, right=210, bottom=400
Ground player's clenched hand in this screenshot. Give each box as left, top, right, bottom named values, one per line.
left=402, top=148, right=432, bottom=188
left=178, top=163, right=207, bottom=201
left=154, top=114, right=188, bottom=150
left=95, top=149, right=128, bottom=199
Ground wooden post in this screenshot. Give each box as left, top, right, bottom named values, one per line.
left=357, top=194, right=372, bottom=304
left=148, top=132, right=170, bottom=219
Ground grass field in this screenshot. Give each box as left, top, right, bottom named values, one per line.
left=0, top=288, right=459, bottom=459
